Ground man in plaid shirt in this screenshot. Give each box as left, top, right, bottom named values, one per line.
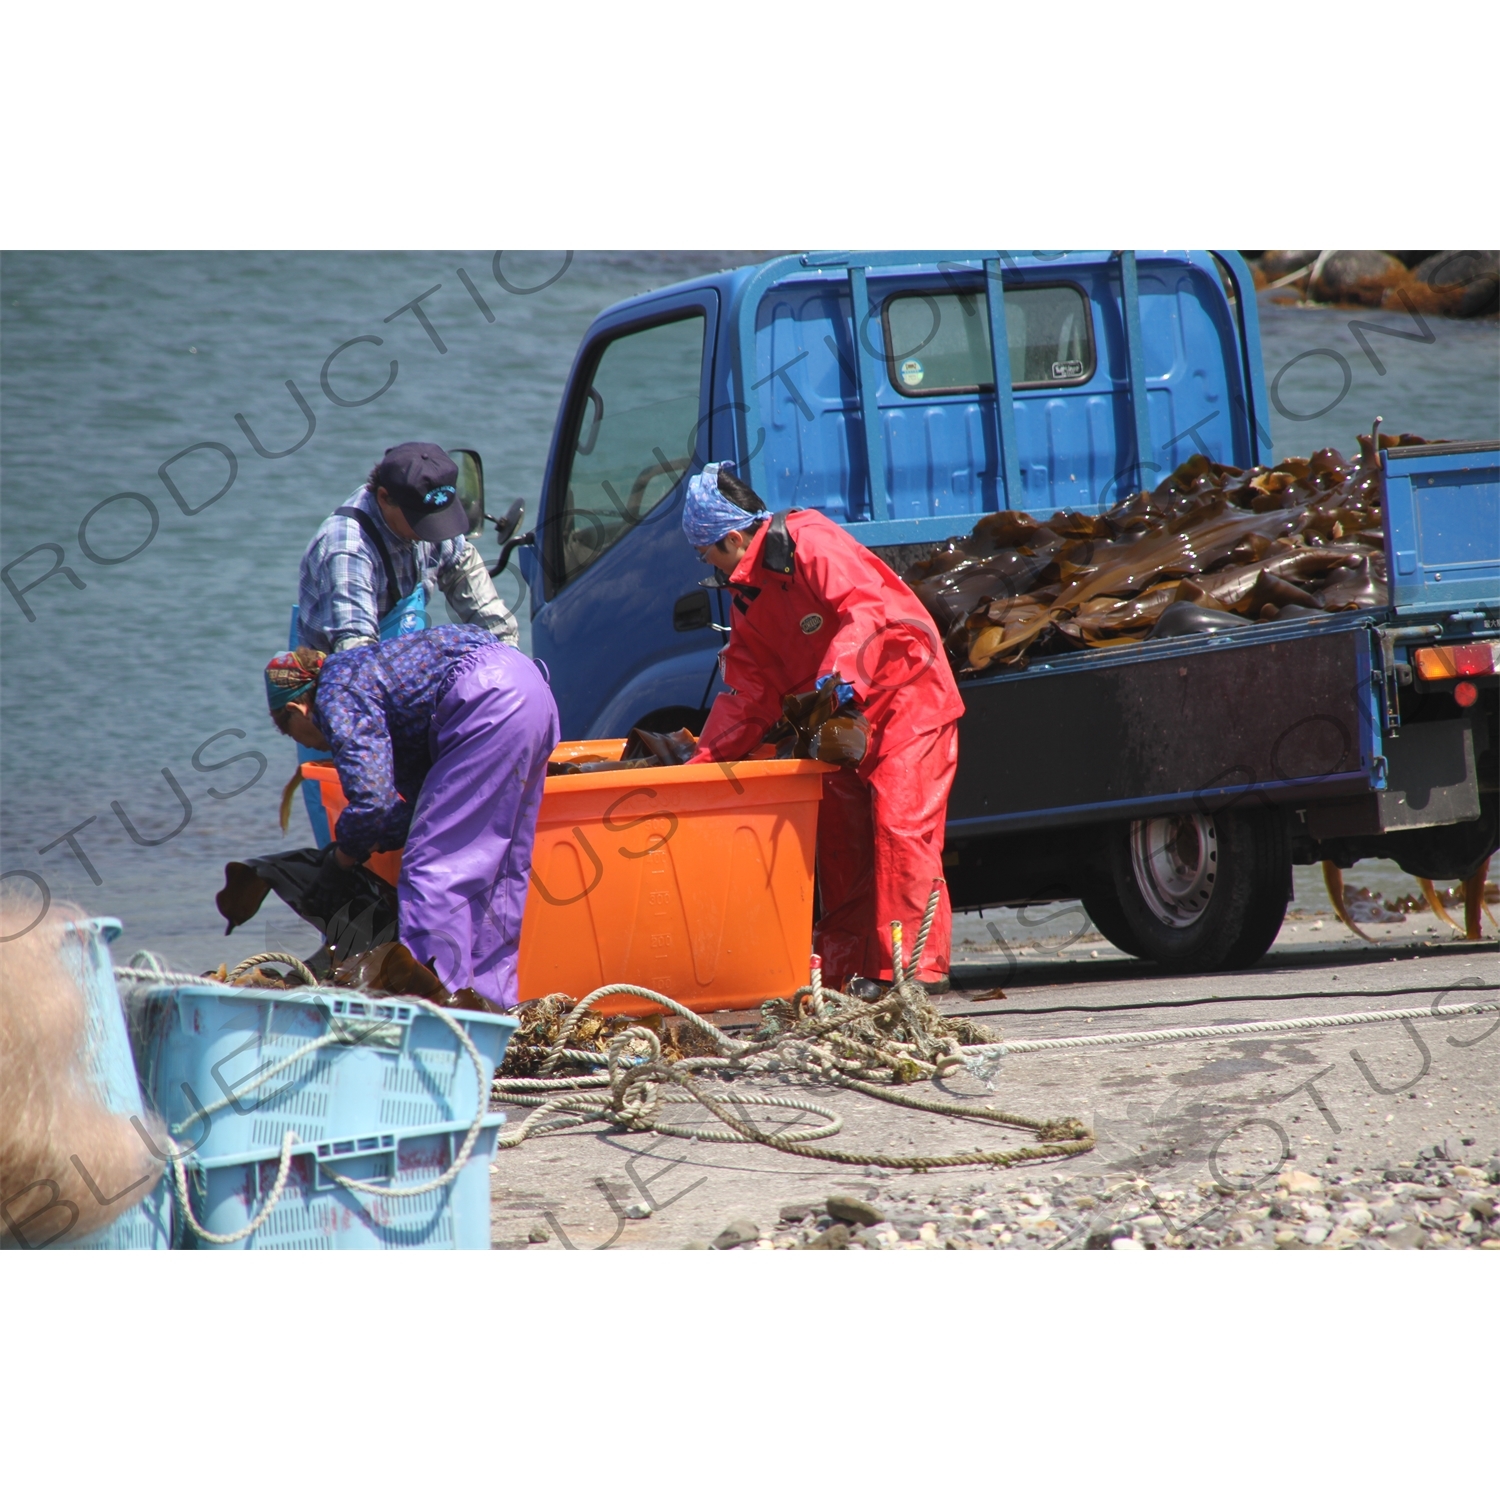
left=298, top=441, right=519, bottom=654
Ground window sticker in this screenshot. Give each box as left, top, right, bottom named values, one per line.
left=899, top=358, right=925, bottom=387
left=1051, top=358, right=1085, bottom=379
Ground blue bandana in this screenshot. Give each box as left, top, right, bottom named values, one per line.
left=681, top=461, right=755, bottom=549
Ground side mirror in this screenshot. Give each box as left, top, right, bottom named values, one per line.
left=452, top=449, right=484, bottom=535
left=487, top=500, right=531, bottom=577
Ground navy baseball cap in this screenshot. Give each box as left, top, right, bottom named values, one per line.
left=372, top=442, right=468, bottom=542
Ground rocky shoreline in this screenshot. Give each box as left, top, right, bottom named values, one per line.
left=1247, top=250, right=1498, bottom=318
left=700, top=1145, right=1500, bottom=1250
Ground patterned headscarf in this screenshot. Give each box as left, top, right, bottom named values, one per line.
left=264, top=650, right=325, bottom=713
left=681, top=460, right=755, bottom=549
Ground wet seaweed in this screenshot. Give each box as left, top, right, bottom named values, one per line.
left=905, top=429, right=1435, bottom=674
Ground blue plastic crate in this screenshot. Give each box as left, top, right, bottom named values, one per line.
left=54, top=918, right=171, bottom=1251
left=176, top=1116, right=506, bottom=1249
left=145, top=984, right=518, bottom=1161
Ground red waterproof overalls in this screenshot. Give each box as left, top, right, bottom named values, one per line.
left=690, top=510, right=964, bottom=985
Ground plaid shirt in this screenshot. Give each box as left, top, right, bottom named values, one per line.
left=312, top=625, right=501, bottom=859
left=298, top=485, right=468, bottom=654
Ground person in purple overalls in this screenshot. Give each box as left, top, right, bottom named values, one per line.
left=265, top=626, right=558, bottom=1009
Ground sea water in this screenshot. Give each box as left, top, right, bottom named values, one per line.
left=1, top=253, right=1496, bottom=970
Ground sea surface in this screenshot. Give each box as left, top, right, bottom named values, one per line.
left=2, top=253, right=1496, bottom=970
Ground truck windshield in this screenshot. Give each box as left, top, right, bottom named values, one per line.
left=883, top=283, right=1094, bottom=395
left=552, top=313, right=705, bottom=589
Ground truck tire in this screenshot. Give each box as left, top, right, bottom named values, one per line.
left=1079, top=883, right=1148, bottom=958
left=1106, top=808, right=1290, bottom=972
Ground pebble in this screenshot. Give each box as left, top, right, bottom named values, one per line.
left=826, top=1194, right=882, bottom=1227
left=712, top=1218, right=760, bottom=1250
left=806, top=1222, right=851, bottom=1250
left=756, top=1143, right=1499, bottom=1251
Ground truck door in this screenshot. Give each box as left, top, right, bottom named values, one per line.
left=530, top=291, right=719, bottom=737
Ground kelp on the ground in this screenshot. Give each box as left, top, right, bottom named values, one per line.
left=905, top=429, right=1432, bottom=674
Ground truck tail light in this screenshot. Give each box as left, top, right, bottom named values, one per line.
left=1413, top=643, right=1500, bottom=680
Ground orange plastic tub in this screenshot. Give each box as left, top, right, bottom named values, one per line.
left=303, top=746, right=832, bottom=1016
left=520, top=753, right=832, bottom=1015
left=303, top=742, right=630, bottom=886
left=300, top=762, right=404, bottom=887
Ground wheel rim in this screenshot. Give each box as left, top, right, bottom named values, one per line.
left=1129, top=814, right=1218, bottom=928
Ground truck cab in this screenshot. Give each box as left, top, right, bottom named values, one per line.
left=521, top=251, right=1269, bottom=738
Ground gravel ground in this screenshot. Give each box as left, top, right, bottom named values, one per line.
left=703, top=1146, right=1500, bottom=1250
left=491, top=893, right=1497, bottom=1250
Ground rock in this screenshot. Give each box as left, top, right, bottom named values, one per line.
left=1310, top=250, right=1406, bottom=307
left=1384, top=1223, right=1429, bottom=1251
left=527, top=1224, right=550, bottom=1243
left=1301, top=1222, right=1330, bottom=1246
left=779, top=1202, right=819, bottom=1223
left=712, top=1219, right=760, bottom=1250
left=1274, top=1228, right=1300, bottom=1248
left=1278, top=1169, right=1322, bottom=1195
left=826, top=1194, right=882, bottom=1227
left=1110, top=1236, right=1144, bottom=1251
left=624, top=1203, right=651, bottom=1220
left=806, top=1222, right=851, bottom=1250
left=1407, top=250, right=1500, bottom=318
left=1486, top=1158, right=1500, bottom=1186
left=1259, top=250, right=1319, bottom=281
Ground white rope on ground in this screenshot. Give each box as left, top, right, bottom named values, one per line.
left=963, top=998, right=1500, bottom=1061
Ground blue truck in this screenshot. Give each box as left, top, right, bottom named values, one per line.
left=497, top=251, right=1497, bottom=971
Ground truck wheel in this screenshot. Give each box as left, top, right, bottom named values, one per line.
left=1107, top=809, right=1290, bottom=971
left=1079, top=884, right=1148, bottom=958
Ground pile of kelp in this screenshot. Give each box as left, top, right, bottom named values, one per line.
left=546, top=725, right=699, bottom=776
left=906, top=428, right=1432, bottom=674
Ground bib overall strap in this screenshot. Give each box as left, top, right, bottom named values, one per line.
left=335, top=504, right=401, bottom=616
left=762, top=510, right=798, bottom=576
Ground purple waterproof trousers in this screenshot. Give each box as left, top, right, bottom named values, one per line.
left=398, top=647, right=558, bottom=1009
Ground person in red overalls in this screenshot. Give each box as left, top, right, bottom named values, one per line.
left=681, top=461, right=964, bottom=993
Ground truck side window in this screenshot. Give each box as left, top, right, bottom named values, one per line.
left=883, top=284, right=1094, bottom=395
left=552, top=313, right=705, bottom=588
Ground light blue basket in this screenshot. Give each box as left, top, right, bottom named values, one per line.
left=177, top=1116, right=506, bottom=1249
left=54, top=918, right=171, bottom=1251
left=145, top=984, right=518, bottom=1161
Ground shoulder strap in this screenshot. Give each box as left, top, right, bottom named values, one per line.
left=761, top=511, right=797, bottom=576
left=335, top=504, right=398, bottom=615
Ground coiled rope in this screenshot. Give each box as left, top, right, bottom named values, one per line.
left=491, top=883, right=1095, bottom=1172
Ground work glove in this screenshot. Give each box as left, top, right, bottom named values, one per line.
left=814, top=673, right=858, bottom=711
